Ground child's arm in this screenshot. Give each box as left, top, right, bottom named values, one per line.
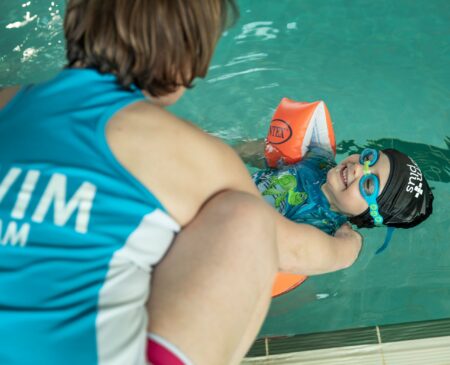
left=108, top=101, right=362, bottom=275
left=276, top=217, right=361, bottom=274
left=232, top=138, right=265, bottom=168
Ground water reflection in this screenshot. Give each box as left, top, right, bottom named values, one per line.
left=20, top=47, right=40, bottom=62
left=286, top=22, right=298, bottom=30
left=234, top=21, right=280, bottom=43
left=6, top=11, right=37, bottom=29
left=0, top=0, right=65, bottom=86
left=207, top=67, right=281, bottom=83
left=225, top=52, right=268, bottom=67
left=254, top=82, right=279, bottom=90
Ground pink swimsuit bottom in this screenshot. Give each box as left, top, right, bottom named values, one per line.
left=147, top=333, right=192, bottom=365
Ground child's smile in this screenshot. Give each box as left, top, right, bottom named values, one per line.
left=321, top=153, right=391, bottom=216
left=339, top=164, right=352, bottom=189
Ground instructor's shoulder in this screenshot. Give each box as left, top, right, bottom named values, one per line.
left=108, top=100, right=231, bottom=162
left=106, top=100, right=246, bottom=225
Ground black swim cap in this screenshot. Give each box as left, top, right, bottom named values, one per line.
left=349, top=149, right=434, bottom=229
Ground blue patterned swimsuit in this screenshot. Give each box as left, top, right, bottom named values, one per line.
left=253, top=144, right=347, bottom=235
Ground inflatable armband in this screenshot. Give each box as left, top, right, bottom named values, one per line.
left=265, top=98, right=336, bottom=168
left=269, top=98, right=336, bottom=297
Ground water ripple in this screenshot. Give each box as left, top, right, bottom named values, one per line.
left=225, top=52, right=268, bottom=67
left=6, top=11, right=37, bottom=29
left=234, top=21, right=280, bottom=42
left=207, top=67, right=281, bottom=83
left=254, top=82, right=279, bottom=90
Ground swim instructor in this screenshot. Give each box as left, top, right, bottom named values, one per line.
left=0, top=1, right=362, bottom=364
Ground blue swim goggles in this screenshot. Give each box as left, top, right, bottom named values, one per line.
left=359, top=148, right=383, bottom=226
left=359, top=148, right=395, bottom=254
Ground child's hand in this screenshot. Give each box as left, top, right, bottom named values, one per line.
left=335, top=222, right=359, bottom=235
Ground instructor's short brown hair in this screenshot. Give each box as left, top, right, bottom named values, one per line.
left=64, top=0, right=238, bottom=96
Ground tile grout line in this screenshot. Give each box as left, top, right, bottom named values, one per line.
left=264, top=337, right=269, bottom=357
left=376, top=325, right=387, bottom=365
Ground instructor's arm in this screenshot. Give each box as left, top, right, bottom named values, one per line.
left=107, top=101, right=362, bottom=276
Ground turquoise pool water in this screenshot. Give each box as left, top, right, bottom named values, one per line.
left=1, top=0, right=449, bottom=338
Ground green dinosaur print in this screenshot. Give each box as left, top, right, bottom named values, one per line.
left=262, top=173, right=308, bottom=208
left=276, top=174, right=297, bottom=190
left=288, top=190, right=308, bottom=205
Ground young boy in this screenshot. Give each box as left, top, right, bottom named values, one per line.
left=244, top=98, right=434, bottom=244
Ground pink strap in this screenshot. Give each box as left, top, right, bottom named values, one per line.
left=147, top=337, right=186, bottom=365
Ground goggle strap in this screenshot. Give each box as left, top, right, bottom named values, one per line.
left=375, top=226, right=395, bottom=255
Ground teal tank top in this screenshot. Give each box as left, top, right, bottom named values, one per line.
left=0, top=68, right=180, bottom=365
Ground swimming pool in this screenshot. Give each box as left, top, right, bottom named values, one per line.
left=1, top=0, right=449, bottom=342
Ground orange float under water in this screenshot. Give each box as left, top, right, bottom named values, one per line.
left=272, top=272, right=308, bottom=298
left=266, top=98, right=336, bottom=297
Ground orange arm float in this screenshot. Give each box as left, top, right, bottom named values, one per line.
left=267, top=98, right=336, bottom=298
left=265, top=98, right=336, bottom=168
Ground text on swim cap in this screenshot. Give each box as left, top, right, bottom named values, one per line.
left=406, top=162, right=423, bottom=198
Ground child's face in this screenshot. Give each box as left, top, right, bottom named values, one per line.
left=321, top=152, right=390, bottom=217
